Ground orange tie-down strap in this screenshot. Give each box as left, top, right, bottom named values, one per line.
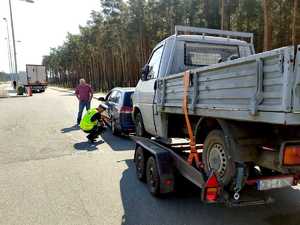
left=183, top=71, right=202, bottom=168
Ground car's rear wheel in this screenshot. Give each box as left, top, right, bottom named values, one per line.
left=111, top=119, right=119, bottom=136
left=135, top=112, right=147, bottom=137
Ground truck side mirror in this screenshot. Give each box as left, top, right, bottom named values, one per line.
left=141, top=64, right=150, bottom=81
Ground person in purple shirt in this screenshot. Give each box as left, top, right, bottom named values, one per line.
left=75, top=78, right=93, bottom=124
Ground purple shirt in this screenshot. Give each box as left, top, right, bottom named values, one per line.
left=75, top=84, right=93, bottom=101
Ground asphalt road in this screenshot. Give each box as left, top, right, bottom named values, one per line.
left=1, top=88, right=300, bottom=225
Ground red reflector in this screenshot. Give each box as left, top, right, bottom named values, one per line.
left=120, top=106, right=133, bottom=113
left=206, top=188, right=218, bottom=202
left=204, top=173, right=219, bottom=202
left=283, top=145, right=300, bottom=166
left=164, top=179, right=173, bottom=186
left=206, top=173, right=218, bottom=187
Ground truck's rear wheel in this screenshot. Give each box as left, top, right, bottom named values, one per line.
left=135, top=112, right=147, bottom=137
left=146, top=156, right=160, bottom=196
left=203, top=129, right=235, bottom=186
left=135, top=147, right=146, bottom=181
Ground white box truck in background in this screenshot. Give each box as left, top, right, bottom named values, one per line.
left=25, top=64, right=48, bottom=92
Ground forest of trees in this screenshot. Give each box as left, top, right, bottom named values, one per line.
left=43, top=0, right=300, bottom=91
left=0, top=72, right=10, bottom=82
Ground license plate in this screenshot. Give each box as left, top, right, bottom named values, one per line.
left=257, top=176, right=294, bottom=190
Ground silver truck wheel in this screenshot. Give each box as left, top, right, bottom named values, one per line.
left=203, top=129, right=235, bottom=186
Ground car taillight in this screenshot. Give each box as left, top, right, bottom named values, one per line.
left=120, top=106, right=132, bottom=113
left=283, top=145, right=300, bottom=166
left=204, top=173, right=219, bottom=202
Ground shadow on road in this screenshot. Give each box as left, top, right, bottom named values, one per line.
left=73, top=140, right=104, bottom=151
left=119, top=160, right=300, bottom=225
left=100, top=129, right=135, bottom=151
left=61, top=125, right=80, bottom=133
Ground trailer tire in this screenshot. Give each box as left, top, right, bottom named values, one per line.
left=146, top=156, right=161, bottom=197
left=135, top=112, right=147, bottom=137
left=135, top=147, right=146, bottom=181
left=203, top=129, right=235, bottom=186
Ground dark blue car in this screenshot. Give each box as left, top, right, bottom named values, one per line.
left=99, top=88, right=135, bottom=135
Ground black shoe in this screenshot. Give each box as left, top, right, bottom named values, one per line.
left=88, top=138, right=96, bottom=143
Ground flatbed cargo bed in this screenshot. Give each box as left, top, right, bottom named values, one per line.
left=157, top=45, right=300, bottom=125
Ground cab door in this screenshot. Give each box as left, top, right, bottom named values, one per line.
left=136, top=45, right=164, bottom=135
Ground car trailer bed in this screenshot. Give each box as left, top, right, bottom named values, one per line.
left=131, top=136, right=290, bottom=207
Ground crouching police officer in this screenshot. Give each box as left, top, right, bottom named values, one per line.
left=80, top=103, right=108, bottom=142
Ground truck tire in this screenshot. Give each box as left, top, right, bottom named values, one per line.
left=202, top=129, right=235, bottom=186
left=135, top=112, right=147, bottom=137
left=146, top=156, right=161, bottom=196
left=134, top=147, right=146, bottom=181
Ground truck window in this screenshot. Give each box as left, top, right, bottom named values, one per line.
left=184, top=42, right=240, bottom=66
left=147, top=46, right=164, bottom=79
left=239, top=45, right=253, bottom=57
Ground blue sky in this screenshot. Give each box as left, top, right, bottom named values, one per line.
left=0, top=0, right=100, bottom=73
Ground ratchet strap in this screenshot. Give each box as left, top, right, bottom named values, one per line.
left=183, top=71, right=201, bottom=168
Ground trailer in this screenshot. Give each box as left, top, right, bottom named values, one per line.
left=132, top=26, right=300, bottom=205
left=133, top=135, right=296, bottom=206
left=25, top=64, right=48, bottom=93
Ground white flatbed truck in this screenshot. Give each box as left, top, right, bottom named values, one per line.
left=131, top=26, right=300, bottom=205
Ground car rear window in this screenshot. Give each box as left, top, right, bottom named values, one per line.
left=123, top=92, right=134, bottom=107
left=184, top=42, right=240, bottom=66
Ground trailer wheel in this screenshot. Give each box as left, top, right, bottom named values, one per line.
left=203, top=129, right=235, bottom=186
left=146, top=156, right=160, bottom=196
left=134, top=147, right=146, bottom=181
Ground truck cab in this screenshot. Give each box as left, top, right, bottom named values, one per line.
left=132, top=26, right=254, bottom=137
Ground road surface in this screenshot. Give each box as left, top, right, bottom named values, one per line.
left=0, top=88, right=300, bottom=225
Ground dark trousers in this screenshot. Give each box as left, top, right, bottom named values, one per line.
left=85, top=125, right=104, bottom=141
left=77, top=100, right=91, bottom=124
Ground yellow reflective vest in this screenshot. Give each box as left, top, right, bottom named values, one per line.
left=80, top=108, right=98, bottom=131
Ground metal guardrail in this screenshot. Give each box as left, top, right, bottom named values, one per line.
left=175, top=25, right=254, bottom=44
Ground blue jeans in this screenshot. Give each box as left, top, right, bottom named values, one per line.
left=77, top=100, right=91, bottom=124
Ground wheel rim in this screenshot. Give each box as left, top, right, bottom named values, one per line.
left=207, top=143, right=227, bottom=178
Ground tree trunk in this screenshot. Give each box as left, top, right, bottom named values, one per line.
left=220, top=0, right=225, bottom=30
left=262, top=0, right=273, bottom=51
left=292, top=0, right=300, bottom=45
